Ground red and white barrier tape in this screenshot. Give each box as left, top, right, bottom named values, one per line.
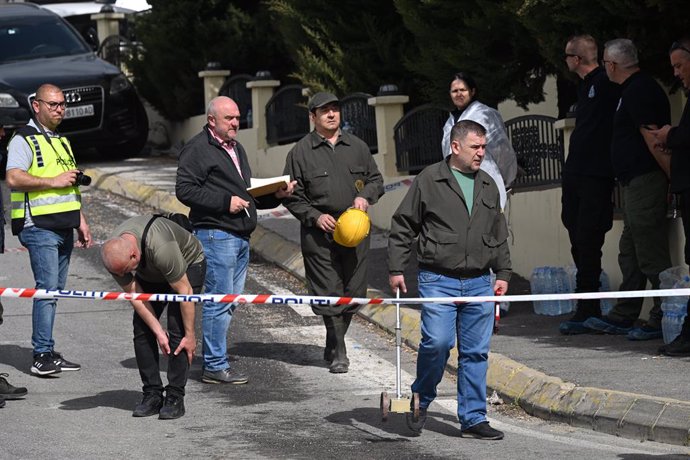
left=1, top=287, right=689, bottom=305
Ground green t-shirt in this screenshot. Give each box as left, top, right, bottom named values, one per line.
left=110, top=214, right=204, bottom=285
left=451, top=169, right=476, bottom=214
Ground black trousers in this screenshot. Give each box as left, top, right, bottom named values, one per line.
left=679, top=191, right=690, bottom=338
left=301, top=226, right=369, bottom=316
left=561, top=173, right=615, bottom=296
left=133, top=260, right=205, bottom=397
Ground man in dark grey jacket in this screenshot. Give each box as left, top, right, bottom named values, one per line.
left=176, top=96, right=294, bottom=385
left=389, top=120, right=510, bottom=440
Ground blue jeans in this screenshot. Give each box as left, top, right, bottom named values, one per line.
left=195, top=228, right=249, bottom=372
left=412, top=270, right=494, bottom=430
left=18, top=226, right=73, bottom=354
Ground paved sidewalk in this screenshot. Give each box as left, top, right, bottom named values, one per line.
left=83, top=157, right=690, bottom=447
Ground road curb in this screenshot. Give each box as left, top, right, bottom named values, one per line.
left=87, top=165, right=690, bottom=447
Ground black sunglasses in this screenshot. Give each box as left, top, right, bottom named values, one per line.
left=670, top=41, right=690, bottom=55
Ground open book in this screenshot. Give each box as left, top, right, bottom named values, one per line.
left=247, top=175, right=290, bottom=198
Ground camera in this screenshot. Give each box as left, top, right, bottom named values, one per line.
left=75, top=170, right=92, bottom=186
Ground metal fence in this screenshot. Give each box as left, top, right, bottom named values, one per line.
left=97, top=35, right=136, bottom=71
left=266, top=85, right=309, bottom=145
left=219, top=74, right=252, bottom=129
left=393, top=104, right=448, bottom=172
left=340, top=92, right=377, bottom=153
left=505, top=115, right=564, bottom=189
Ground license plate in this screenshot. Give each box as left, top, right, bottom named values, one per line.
left=64, top=104, right=95, bottom=119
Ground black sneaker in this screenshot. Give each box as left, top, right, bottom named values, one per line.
left=0, top=373, right=28, bottom=399
left=31, top=352, right=62, bottom=376
left=0, top=395, right=5, bottom=408
left=405, top=407, right=428, bottom=435
left=132, top=393, right=164, bottom=417
left=51, top=351, right=81, bottom=371
left=159, top=393, right=185, bottom=420
left=201, top=368, right=248, bottom=384
left=660, top=336, right=690, bottom=357
left=460, top=421, right=504, bottom=440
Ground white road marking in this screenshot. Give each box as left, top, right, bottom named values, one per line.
left=101, top=201, right=139, bottom=217
left=248, top=272, right=315, bottom=317
left=265, top=325, right=415, bottom=392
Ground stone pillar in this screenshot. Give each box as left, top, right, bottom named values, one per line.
left=90, top=12, right=125, bottom=45
left=247, top=74, right=280, bottom=151
left=198, top=65, right=230, bottom=110
left=368, top=87, right=409, bottom=177
left=554, top=116, right=576, bottom=161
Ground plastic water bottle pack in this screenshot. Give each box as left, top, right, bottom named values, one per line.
left=661, top=270, right=689, bottom=344
left=530, top=266, right=574, bottom=316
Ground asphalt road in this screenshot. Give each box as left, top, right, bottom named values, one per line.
left=0, top=185, right=688, bottom=459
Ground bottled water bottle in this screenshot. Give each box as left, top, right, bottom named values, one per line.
left=661, top=275, right=689, bottom=344
left=530, top=267, right=547, bottom=315
left=554, top=267, right=573, bottom=315
left=599, top=270, right=614, bottom=316
left=544, top=266, right=558, bottom=315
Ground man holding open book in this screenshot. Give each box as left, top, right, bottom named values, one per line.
left=176, top=96, right=295, bottom=385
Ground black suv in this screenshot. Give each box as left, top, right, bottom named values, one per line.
left=0, top=2, right=148, bottom=157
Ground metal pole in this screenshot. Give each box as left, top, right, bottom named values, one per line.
left=395, top=288, right=402, bottom=399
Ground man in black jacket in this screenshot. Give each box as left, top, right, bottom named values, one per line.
left=559, top=35, right=620, bottom=335
left=651, top=37, right=690, bottom=356
left=176, top=96, right=294, bottom=384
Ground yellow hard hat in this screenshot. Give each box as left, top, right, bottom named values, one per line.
left=333, top=208, right=371, bottom=247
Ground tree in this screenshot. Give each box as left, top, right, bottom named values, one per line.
left=513, top=0, right=690, bottom=88
left=268, top=0, right=423, bottom=103
left=128, top=0, right=293, bottom=121
left=394, top=0, right=549, bottom=109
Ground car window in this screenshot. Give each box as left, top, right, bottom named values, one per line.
left=0, top=17, right=91, bottom=64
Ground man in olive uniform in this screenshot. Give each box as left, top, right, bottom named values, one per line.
left=101, top=214, right=206, bottom=419
left=283, top=92, right=384, bottom=373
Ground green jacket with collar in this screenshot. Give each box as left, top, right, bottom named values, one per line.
left=388, top=158, right=511, bottom=282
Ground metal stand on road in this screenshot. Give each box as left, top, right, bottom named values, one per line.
left=380, top=289, right=419, bottom=422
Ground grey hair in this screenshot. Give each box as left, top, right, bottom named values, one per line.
left=604, top=38, right=639, bottom=68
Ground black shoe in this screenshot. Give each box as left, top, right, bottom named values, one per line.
left=460, top=421, right=504, bottom=440
left=660, top=336, right=690, bottom=357
left=132, top=392, right=164, bottom=417
left=31, top=352, right=62, bottom=376
left=0, top=395, right=5, bottom=408
left=0, top=373, right=28, bottom=399
left=51, top=351, right=81, bottom=371
left=405, top=407, right=428, bottom=435
left=159, top=393, right=185, bottom=420
left=201, top=368, right=249, bottom=384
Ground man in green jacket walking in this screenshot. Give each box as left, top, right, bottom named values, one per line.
left=388, top=120, right=510, bottom=440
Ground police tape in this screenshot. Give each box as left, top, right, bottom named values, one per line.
left=2, top=286, right=690, bottom=305
left=383, top=178, right=414, bottom=193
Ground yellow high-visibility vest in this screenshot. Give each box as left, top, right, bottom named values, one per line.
left=10, top=127, right=81, bottom=234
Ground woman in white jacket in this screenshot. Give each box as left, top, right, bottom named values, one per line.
left=441, top=73, right=517, bottom=210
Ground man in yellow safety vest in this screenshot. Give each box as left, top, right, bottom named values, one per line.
left=5, top=84, right=93, bottom=377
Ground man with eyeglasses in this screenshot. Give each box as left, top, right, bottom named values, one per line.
left=559, top=35, right=621, bottom=335
left=5, top=83, right=93, bottom=377
left=584, top=39, right=672, bottom=340
left=649, top=37, right=690, bottom=356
